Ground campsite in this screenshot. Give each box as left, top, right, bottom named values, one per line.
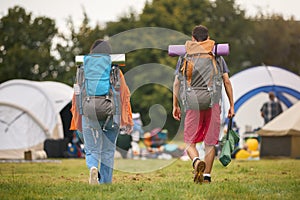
left=1, top=0, right=300, bottom=199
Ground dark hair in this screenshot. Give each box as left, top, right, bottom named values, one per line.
left=90, top=39, right=112, bottom=54
left=269, top=91, right=275, bottom=100
left=192, top=25, right=209, bottom=42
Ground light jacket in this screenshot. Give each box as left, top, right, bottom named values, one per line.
left=119, top=70, right=133, bottom=127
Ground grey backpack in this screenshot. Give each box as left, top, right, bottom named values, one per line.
left=178, top=53, right=222, bottom=111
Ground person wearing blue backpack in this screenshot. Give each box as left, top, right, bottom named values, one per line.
left=80, top=39, right=133, bottom=184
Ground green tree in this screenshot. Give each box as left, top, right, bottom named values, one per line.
left=2, top=2, right=299, bottom=136
left=0, top=6, right=58, bottom=82
left=140, top=0, right=253, bottom=75
left=55, top=12, right=107, bottom=85
left=247, top=15, right=300, bottom=75
left=106, top=12, right=140, bottom=36
left=112, top=0, right=252, bottom=134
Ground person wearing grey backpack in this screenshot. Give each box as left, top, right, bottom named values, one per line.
left=172, top=25, right=234, bottom=184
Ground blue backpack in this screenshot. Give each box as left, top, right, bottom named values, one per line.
left=75, top=54, right=120, bottom=130
left=84, top=54, right=112, bottom=96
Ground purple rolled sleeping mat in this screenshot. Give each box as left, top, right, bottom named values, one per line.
left=168, top=43, right=229, bottom=57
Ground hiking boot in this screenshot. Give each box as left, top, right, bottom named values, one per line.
left=203, top=176, right=211, bottom=183
left=89, top=167, right=99, bottom=185
left=193, top=160, right=206, bottom=184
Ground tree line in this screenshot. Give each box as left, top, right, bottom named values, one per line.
left=1, top=0, right=299, bottom=135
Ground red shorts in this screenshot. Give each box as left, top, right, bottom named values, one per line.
left=204, top=104, right=221, bottom=145
left=184, top=104, right=221, bottom=145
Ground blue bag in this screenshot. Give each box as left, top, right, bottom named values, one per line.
left=84, top=54, right=111, bottom=96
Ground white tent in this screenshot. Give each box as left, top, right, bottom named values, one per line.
left=0, top=79, right=73, bottom=159
left=257, top=101, right=300, bottom=157
left=222, top=66, right=300, bottom=143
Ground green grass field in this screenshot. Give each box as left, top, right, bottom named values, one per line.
left=1, top=158, right=299, bottom=200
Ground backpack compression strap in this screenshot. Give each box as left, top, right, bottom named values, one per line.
left=180, top=52, right=218, bottom=86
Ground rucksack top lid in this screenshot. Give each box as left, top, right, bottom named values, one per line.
left=185, top=39, right=215, bottom=55
left=84, top=53, right=111, bottom=63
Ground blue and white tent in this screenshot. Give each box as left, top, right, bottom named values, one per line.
left=222, top=66, right=300, bottom=139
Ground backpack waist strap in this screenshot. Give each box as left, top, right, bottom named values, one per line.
left=85, top=95, right=111, bottom=101
left=188, top=86, right=208, bottom=90
left=86, top=96, right=108, bottom=98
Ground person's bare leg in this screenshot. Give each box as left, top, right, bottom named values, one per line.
left=202, top=145, right=215, bottom=183
left=186, top=143, right=199, bottom=160
left=204, top=145, right=215, bottom=174
left=186, top=143, right=206, bottom=183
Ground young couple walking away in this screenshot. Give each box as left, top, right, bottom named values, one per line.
left=70, top=24, right=234, bottom=185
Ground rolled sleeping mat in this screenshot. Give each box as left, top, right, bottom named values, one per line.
left=75, top=54, right=126, bottom=66
left=168, top=43, right=229, bottom=57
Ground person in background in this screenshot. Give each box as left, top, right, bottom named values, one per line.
left=131, top=113, right=144, bottom=159
left=260, top=91, right=283, bottom=124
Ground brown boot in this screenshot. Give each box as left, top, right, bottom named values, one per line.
left=193, top=159, right=206, bottom=184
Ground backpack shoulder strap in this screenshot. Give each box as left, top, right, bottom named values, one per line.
left=110, top=64, right=120, bottom=89
left=208, top=52, right=218, bottom=75
left=180, top=54, right=194, bottom=86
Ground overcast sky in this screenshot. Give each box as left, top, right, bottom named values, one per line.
left=1, top=0, right=300, bottom=33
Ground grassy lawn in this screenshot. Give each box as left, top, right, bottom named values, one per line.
left=0, top=158, right=299, bottom=199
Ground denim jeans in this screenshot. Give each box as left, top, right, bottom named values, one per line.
left=82, top=116, right=119, bottom=184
